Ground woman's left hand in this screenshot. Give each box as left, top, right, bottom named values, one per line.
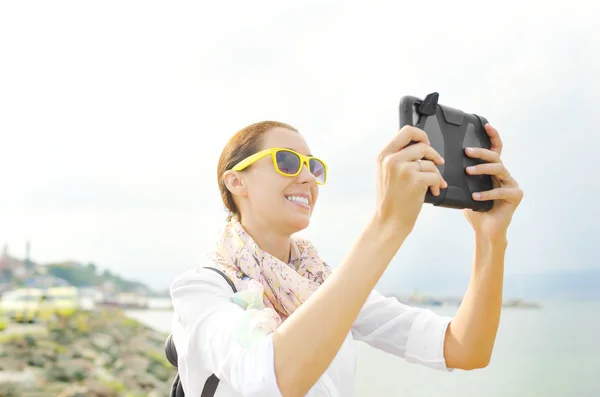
left=463, top=123, right=524, bottom=243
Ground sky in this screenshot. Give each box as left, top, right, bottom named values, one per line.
left=0, top=0, right=598, bottom=295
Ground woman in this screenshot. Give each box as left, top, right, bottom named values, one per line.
left=170, top=120, right=523, bottom=397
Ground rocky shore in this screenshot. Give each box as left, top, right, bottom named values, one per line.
left=0, top=309, right=176, bottom=397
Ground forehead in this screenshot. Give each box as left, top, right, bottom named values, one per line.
left=261, top=127, right=312, bottom=155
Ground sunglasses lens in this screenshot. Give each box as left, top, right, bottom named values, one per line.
left=309, top=158, right=326, bottom=184
left=275, top=150, right=301, bottom=175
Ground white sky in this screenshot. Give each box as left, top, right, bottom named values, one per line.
left=1, top=0, right=598, bottom=293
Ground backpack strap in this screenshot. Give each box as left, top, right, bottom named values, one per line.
left=204, top=266, right=238, bottom=293
left=200, top=374, right=221, bottom=397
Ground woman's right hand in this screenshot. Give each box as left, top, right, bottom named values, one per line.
left=375, top=125, right=447, bottom=233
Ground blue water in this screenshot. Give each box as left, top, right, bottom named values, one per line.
left=127, top=300, right=600, bottom=396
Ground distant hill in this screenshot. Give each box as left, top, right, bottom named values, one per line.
left=45, top=262, right=154, bottom=294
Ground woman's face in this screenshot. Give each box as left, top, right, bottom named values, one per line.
left=233, top=127, right=321, bottom=234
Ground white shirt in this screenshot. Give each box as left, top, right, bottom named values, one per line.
left=170, top=266, right=454, bottom=397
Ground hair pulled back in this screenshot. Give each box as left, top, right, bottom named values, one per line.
left=217, top=121, right=298, bottom=221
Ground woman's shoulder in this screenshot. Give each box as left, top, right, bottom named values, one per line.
left=170, top=264, right=237, bottom=299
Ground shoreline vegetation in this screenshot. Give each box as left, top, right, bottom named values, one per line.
left=0, top=308, right=176, bottom=397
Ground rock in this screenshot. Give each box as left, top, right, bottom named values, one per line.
left=90, top=333, right=113, bottom=351
left=148, top=389, right=166, bottom=397
left=0, top=357, right=27, bottom=372
left=94, top=351, right=113, bottom=368
left=45, top=366, right=69, bottom=383
left=25, top=356, right=46, bottom=368
left=56, top=385, right=88, bottom=397
left=128, top=335, right=155, bottom=356
left=70, top=340, right=93, bottom=359
left=0, top=308, right=174, bottom=396
left=148, top=360, right=174, bottom=382
left=81, top=379, right=121, bottom=397
left=64, top=358, right=93, bottom=382
left=21, top=383, right=69, bottom=397
left=120, top=368, right=165, bottom=392
left=0, top=369, right=36, bottom=388
left=112, top=354, right=151, bottom=374
left=47, top=358, right=94, bottom=383
left=79, top=348, right=97, bottom=361
left=22, top=335, right=36, bottom=348
left=0, top=383, right=21, bottom=397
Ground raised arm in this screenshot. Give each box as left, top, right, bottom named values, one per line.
left=444, top=123, right=523, bottom=369
left=272, top=126, right=447, bottom=396
left=273, top=217, right=410, bottom=396
left=442, top=237, right=506, bottom=369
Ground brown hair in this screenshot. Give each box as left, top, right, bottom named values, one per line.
left=217, top=120, right=298, bottom=221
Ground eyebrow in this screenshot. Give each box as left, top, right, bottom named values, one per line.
left=284, top=147, right=313, bottom=156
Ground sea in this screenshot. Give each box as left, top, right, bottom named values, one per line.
left=126, top=299, right=600, bottom=397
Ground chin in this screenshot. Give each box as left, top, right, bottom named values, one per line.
left=284, top=213, right=311, bottom=234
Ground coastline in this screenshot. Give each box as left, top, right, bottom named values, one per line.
left=0, top=308, right=177, bottom=397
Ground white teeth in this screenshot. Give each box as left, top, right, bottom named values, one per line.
left=286, top=196, right=309, bottom=207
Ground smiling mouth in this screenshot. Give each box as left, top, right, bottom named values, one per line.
left=285, top=195, right=310, bottom=208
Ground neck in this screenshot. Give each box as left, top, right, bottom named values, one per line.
left=240, top=216, right=292, bottom=263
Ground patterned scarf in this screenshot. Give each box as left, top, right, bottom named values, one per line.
left=210, top=218, right=332, bottom=328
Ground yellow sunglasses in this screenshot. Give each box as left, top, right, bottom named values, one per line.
left=231, top=148, right=327, bottom=185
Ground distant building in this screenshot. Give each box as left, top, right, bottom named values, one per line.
left=0, top=244, right=28, bottom=280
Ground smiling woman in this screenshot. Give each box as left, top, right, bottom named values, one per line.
left=168, top=120, right=522, bottom=397
left=216, top=121, right=325, bottom=236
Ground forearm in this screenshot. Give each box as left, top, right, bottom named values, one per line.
left=272, top=216, right=408, bottom=397
left=444, top=234, right=507, bottom=369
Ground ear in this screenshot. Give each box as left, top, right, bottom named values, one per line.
left=222, top=170, right=248, bottom=198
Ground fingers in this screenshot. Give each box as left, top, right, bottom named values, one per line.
left=410, top=159, right=442, bottom=175
left=401, top=142, right=445, bottom=164
left=466, top=162, right=511, bottom=181
left=387, top=156, right=446, bottom=195
left=410, top=160, right=447, bottom=195
left=473, top=187, right=524, bottom=204
left=465, top=146, right=517, bottom=185
left=380, top=126, right=429, bottom=158
left=464, top=147, right=500, bottom=163
left=378, top=126, right=447, bottom=197
left=484, top=123, right=503, bottom=156
left=420, top=172, right=446, bottom=197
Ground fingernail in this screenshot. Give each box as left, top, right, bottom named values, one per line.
left=465, top=147, right=475, bottom=154
left=473, top=192, right=481, bottom=200
left=466, top=166, right=475, bottom=173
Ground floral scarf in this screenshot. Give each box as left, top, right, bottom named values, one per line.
left=209, top=218, right=331, bottom=345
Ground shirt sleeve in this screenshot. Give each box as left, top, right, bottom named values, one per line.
left=169, top=267, right=284, bottom=397
left=351, top=289, right=454, bottom=371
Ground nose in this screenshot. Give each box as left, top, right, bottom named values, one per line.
left=296, top=160, right=317, bottom=184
